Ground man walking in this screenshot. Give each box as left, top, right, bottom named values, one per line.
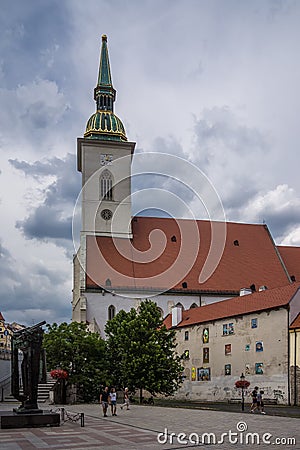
left=120, top=387, right=130, bottom=410
left=250, top=386, right=259, bottom=413
left=100, top=386, right=110, bottom=417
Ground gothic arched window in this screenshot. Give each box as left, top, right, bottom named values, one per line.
left=100, top=170, right=113, bottom=201
left=175, top=302, right=184, bottom=310
left=108, top=305, right=115, bottom=321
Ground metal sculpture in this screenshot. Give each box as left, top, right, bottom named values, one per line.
left=11, top=321, right=46, bottom=413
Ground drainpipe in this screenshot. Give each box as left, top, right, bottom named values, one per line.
left=294, top=330, right=297, bottom=406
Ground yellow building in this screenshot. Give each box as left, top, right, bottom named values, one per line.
left=290, top=313, right=300, bottom=405
left=0, top=313, right=13, bottom=357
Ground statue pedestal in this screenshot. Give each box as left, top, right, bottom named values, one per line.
left=13, top=406, right=43, bottom=414
left=0, top=410, right=60, bottom=429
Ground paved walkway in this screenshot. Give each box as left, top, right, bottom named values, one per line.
left=0, top=402, right=299, bottom=449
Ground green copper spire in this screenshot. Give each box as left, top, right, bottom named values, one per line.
left=97, top=34, right=113, bottom=86
left=94, top=34, right=116, bottom=113
left=84, top=35, right=127, bottom=142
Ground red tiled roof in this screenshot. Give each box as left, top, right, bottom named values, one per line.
left=163, top=283, right=300, bottom=329
left=0, top=312, right=4, bottom=321
left=86, top=217, right=291, bottom=292
left=277, top=246, right=300, bottom=283
left=290, top=312, right=300, bottom=329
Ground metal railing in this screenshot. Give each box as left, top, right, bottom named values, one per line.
left=49, top=407, right=85, bottom=427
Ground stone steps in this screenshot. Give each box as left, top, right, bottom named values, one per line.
left=3, top=374, right=56, bottom=403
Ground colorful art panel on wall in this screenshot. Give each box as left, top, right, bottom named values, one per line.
left=223, top=322, right=234, bottom=335
left=256, top=341, right=263, bottom=352
left=225, top=344, right=232, bottom=355
left=197, top=367, right=211, bottom=381
left=191, top=367, right=196, bottom=381
left=255, top=363, right=264, bottom=374
left=251, top=318, right=258, bottom=328
left=225, top=364, right=231, bottom=375
left=203, top=328, right=209, bottom=343
left=203, top=347, right=209, bottom=363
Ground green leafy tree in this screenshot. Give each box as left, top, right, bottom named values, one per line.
left=43, top=322, right=109, bottom=402
left=105, top=300, right=183, bottom=402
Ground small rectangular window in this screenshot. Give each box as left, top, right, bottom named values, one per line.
left=184, top=331, right=189, bottom=341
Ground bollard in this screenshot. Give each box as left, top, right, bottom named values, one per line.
left=81, top=412, right=84, bottom=427
left=61, top=407, right=65, bottom=421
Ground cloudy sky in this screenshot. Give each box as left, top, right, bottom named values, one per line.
left=1, top=0, right=300, bottom=326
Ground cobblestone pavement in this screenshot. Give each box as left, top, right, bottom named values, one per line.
left=0, top=402, right=299, bottom=449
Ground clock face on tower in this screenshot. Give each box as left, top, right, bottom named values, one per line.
left=100, top=154, right=113, bottom=166
left=101, top=209, right=113, bottom=221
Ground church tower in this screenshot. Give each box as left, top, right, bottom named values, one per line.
left=77, top=34, right=136, bottom=239
left=72, top=35, right=136, bottom=326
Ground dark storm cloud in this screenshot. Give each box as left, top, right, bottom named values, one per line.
left=21, top=100, right=69, bottom=130
left=0, top=0, right=71, bottom=89
left=190, top=107, right=269, bottom=211
left=0, top=241, right=18, bottom=281
left=11, top=153, right=80, bottom=247
left=16, top=207, right=72, bottom=240
left=0, top=239, right=70, bottom=325
left=131, top=145, right=197, bottom=220
left=0, top=271, right=71, bottom=325
left=9, top=156, right=69, bottom=178
left=193, top=107, right=268, bottom=169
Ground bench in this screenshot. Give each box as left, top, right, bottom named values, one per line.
left=229, top=397, right=278, bottom=405
left=228, top=398, right=242, bottom=404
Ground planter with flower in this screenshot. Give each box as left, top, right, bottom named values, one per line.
left=50, top=369, right=68, bottom=380
left=50, top=369, right=68, bottom=404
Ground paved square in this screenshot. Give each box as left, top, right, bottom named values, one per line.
left=0, top=403, right=299, bottom=449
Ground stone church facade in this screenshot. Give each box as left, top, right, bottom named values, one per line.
left=72, top=35, right=300, bottom=348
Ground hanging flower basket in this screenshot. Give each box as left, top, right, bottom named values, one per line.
left=50, top=369, right=68, bottom=380
left=235, top=379, right=250, bottom=389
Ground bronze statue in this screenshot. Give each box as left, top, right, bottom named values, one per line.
left=11, top=321, right=46, bottom=414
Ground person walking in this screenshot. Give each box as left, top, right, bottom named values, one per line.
left=120, top=387, right=130, bottom=410
left=250, top=386, right=259, bottom=413
left=109, top=387, right=117, bottom=416
left=100, top=386, right=110, bottom=417
left=257, top=390, right=266, bottom=414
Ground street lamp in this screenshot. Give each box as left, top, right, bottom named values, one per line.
left=240, top=372, right=245, bottom=411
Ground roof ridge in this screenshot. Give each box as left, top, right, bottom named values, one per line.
left=167, top=282, right=300, bottom=328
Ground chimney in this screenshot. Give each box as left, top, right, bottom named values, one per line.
left=239, top=288, right=252, bottom=296
left=172, top=306, right=182, bottom=327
